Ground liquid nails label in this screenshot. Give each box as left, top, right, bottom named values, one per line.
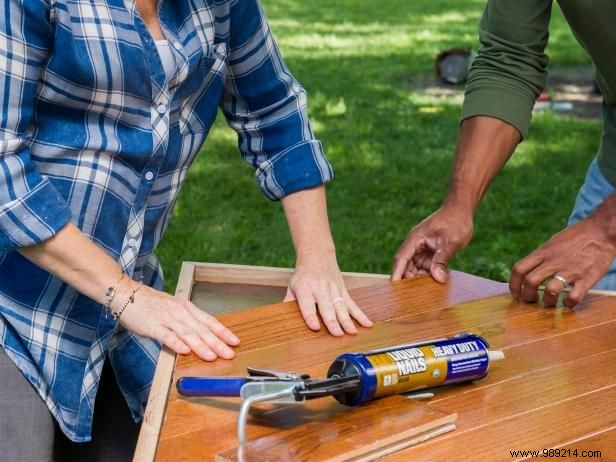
left=368, top=345, right=449, bottom=396
left=386, top=348, right=427, bottom=375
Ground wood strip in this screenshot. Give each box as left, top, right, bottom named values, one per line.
left=381, top=384, right=616, bottom=461
left=215, top=396, right=456, bottom=462
left=192, top=262, right=389, bottom=288
left=134, top=262, right=194, bottom=462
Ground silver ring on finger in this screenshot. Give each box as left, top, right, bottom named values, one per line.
left=332, top=296, right=345, bottom=305
left=553, top=274, right=567, bottom=288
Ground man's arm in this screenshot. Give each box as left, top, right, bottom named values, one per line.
left=392, top=0, right=552, bottom=282
left=392, top=117, right=519, bottom=281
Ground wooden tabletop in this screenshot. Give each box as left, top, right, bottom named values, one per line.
left=154, top=271, right=616, bottom=461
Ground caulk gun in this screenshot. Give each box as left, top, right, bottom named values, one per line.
left=176, top=332, right=504, bottom=444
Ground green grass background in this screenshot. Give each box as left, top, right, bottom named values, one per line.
left=157, top=0, right=600, bottom=291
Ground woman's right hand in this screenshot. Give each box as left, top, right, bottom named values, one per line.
left=113, top=282, right=240, bottom=361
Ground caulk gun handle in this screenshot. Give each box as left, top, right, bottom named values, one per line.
left=176, top=377, right=248, bottom=397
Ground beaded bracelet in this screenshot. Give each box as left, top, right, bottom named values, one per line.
left=112, top=281, right=144, bottom=321
left=103, top=271, right=126, bottom=314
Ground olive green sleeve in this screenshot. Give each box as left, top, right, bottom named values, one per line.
left=461, top=0, right=553, bottom=139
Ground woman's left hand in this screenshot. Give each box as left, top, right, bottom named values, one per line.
left=285, top=250, right=373, bottom=336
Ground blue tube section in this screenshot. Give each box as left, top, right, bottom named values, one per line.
left=176, top=377, right=247, bottom=397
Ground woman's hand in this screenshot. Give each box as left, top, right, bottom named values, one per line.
left=285, top=250, right=373, bottom=336
left=18, top=221, right=240, bottom=362
left=279, top=186, right=371, bottom=336
left=114, top=282, right=240, bottom=361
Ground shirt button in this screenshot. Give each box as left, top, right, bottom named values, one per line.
left=173, top=41, right=182, bottom=51
left=145, top=171, right=154, bottom=181
left=128, top=238, right=137, bottom=247
left=157, top=103, right=167, bottom=114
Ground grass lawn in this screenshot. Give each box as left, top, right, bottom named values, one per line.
left=157, top=0, right=601, bottom=291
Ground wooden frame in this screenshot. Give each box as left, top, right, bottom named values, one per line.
left=133, top=262, right=388, bottom=462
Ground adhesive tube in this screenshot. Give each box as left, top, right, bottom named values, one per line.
left=327, top=332, right=504, bottom=406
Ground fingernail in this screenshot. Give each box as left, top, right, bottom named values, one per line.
left=223, top=346, right=234, bottom=357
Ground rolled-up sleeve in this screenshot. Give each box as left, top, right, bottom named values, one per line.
left=220, top=0, right=333, bottom=201
left=461, top=0, right=553, bottom=139
left=0, top=0, right=71, bottom=250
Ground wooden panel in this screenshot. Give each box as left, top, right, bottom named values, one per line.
left=150, top=270, right=507, bottom=461
left=215, top=396, right=456, bottom=462
left=150, top=264, right=616, bottom=461
left=157, top=288, right=515, bottom=458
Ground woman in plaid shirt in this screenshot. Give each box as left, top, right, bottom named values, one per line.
left=0, top=0, right=372, bottom=459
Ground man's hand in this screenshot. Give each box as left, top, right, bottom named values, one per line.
left=285, top=250, right=373, bottom=336
left=392, top=117, right=519, bottom=283
left=392, top=204, right=474, bottom=282
left=510, top=215, right=616, bottom=308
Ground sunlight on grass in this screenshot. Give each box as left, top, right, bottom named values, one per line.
left=157, top=0, right=600, bottom=290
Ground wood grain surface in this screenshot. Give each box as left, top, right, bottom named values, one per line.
left=151, top=268, right=616, bottom=461
left=135, top=263, right=390, bottom=461
left=215, top=396, right=456, bottom=462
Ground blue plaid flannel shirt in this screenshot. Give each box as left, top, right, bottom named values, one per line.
left=0, top=0, right=332, bottom=441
